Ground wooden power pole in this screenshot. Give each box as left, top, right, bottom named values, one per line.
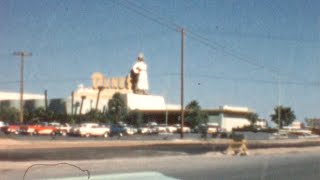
left=180, top=28, right=185, bottom=139
left=13, top=51, right=32, bottom=124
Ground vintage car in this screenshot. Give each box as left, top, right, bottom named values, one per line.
left=138, top=125, right=153, bottom=134
left=166, top=125, right=178, bottom=133
left=110, top=124, right=136, bottom=136
left=19, top=123, right=57, bottom=135
left=155, top=124, right=168, bottom=133
left=2, top=124, right=21, bottom=135
left=52, top=123, right=73, bottom=136
left=175, top=124, right=191, bottom=133
left=70, top=123, right=110, bottom=138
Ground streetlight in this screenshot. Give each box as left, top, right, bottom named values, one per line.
left=13, top=51, right=32, bottom=123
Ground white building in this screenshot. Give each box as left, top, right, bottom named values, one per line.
left=206, top=105, right=252, bottom=132
left=0, top=91, right=44, bottom=101
left=0, top=91, right=45, bottom=110
left=68, top=83, right=177, bottom=115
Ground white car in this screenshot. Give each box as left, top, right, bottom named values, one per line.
left=166, top=125, right=178, bottom=133
left=56, top=123, right=73, bottom=136
left=123, top=126, right=136, bottom=135
left=269, top=132, right=289, bottom=140
left=174, top=124, right=191, bottom=133
left=71, top=123, right=110, bottom=138
left=0, top=121, right=6, bottom=128
left=139, top=126, right=152, bottom=134
left=156, top=124, right=167, bottom=133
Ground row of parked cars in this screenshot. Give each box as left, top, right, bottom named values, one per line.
left=0, top=121, right=192, bottom=138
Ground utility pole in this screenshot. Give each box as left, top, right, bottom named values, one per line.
left=13, top=51, right=32, bottom=124
left=277, top=77, right=281, bottom=130
left=44, top=90, right=48, bottom=112
left=180, top=28, right=185, bottom=139
left=44, top=90, right=48, bottom=121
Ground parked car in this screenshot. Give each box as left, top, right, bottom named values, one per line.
left=0, top=121, right=6, bottom=128
left=269, top=132, right=289, bottom=140
left=175, top=124, right=191, bottom=133
left=110, top=124, right=135, bottom=136
left=207, top=125, right=219, bottom=134
left=155, top=124, right=167, bottom=133
left=166, top=125, right=178, bottom=133
left=55, top=123, right=73, bottom=136
left=138, top=125, right=153, bottom=134
left=70, top=123, right=110, bottom=138
left=146, top=122, right=158, bottom=126
left=19, top=123, right=57, bottom=135
left=124, top=125, right=136, bottom=135
left=2, top=124, right=21, bottom=135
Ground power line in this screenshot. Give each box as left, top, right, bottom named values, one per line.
left=114, top=0, right=281, bottom=75
left=151, top=73, right=320, bottom=86
left=0, top=78, right=90, bottom=85
left=123, top=0, right=281, bottom=74
left=186, top=31, right=281, bottom=74
left=122, top=0, right=181, bottom=29
left=0, top=73, right=319, bottom=87
left=111, top=0, right=179, bottom=32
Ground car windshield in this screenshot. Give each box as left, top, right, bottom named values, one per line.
left=1, top=0, right=320, bottom=180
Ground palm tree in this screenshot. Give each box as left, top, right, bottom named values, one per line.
left=246, top=113, right=259, bottom=126
left=270, top=106, right=296, bottom=128
left=108, top=93, right=127, bottom=123
left=185, top=100, right=208, bottom=129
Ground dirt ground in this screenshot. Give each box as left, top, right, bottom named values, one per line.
left=1, top=138, right=320, bottom=150
left=1, top=146, right=320, bottom=171
left=0, top=138, right=211, bottom=150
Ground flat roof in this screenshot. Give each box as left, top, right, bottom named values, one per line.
left=0, top=91, right=44, bottom=100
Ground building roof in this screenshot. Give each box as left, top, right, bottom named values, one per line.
left=0, top=91, right=44, bottom=101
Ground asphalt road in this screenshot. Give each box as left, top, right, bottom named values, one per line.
left=0, top=131, right=303, bottom=141
left=0, top=132, right=202, bottom=141
left=2, top=149, right=320, bottom=180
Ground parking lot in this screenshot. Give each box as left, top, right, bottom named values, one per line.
left=1, top=131, right=310, bottom=142
left=0, top=131, right=203, bottom=141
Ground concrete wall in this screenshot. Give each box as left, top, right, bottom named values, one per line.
left=221, top=117, right=250, bottom=132
left=209, top=112, right=250, bottom=132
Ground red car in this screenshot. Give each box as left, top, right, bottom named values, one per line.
left=19, top=123, right=57, bottom=135
left=2, top=124, right=21, bottom=135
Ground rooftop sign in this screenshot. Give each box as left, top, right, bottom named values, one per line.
left=91, top=72, right=132, bottom=90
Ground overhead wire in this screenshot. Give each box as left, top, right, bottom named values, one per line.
left=115, top=0, right=281, bottom=75
left=1, top=1, right=317, bottom=89
left=0, top=73, right=318, bottom=87
left=151, top=73, right=320, bottom=86
left=111, top=0, right=179, bottom=32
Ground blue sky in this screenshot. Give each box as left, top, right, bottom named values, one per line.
left=0, top=0, right=319, bottom=122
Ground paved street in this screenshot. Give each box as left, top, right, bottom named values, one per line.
left=0, top=131, right=306, bottom=142
left=0, top=132, right=202, bottom=141
left=1, top=148, right=320, bottom=180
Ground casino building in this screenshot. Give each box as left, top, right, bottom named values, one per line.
left=0, top=54, right=256, bottom=131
